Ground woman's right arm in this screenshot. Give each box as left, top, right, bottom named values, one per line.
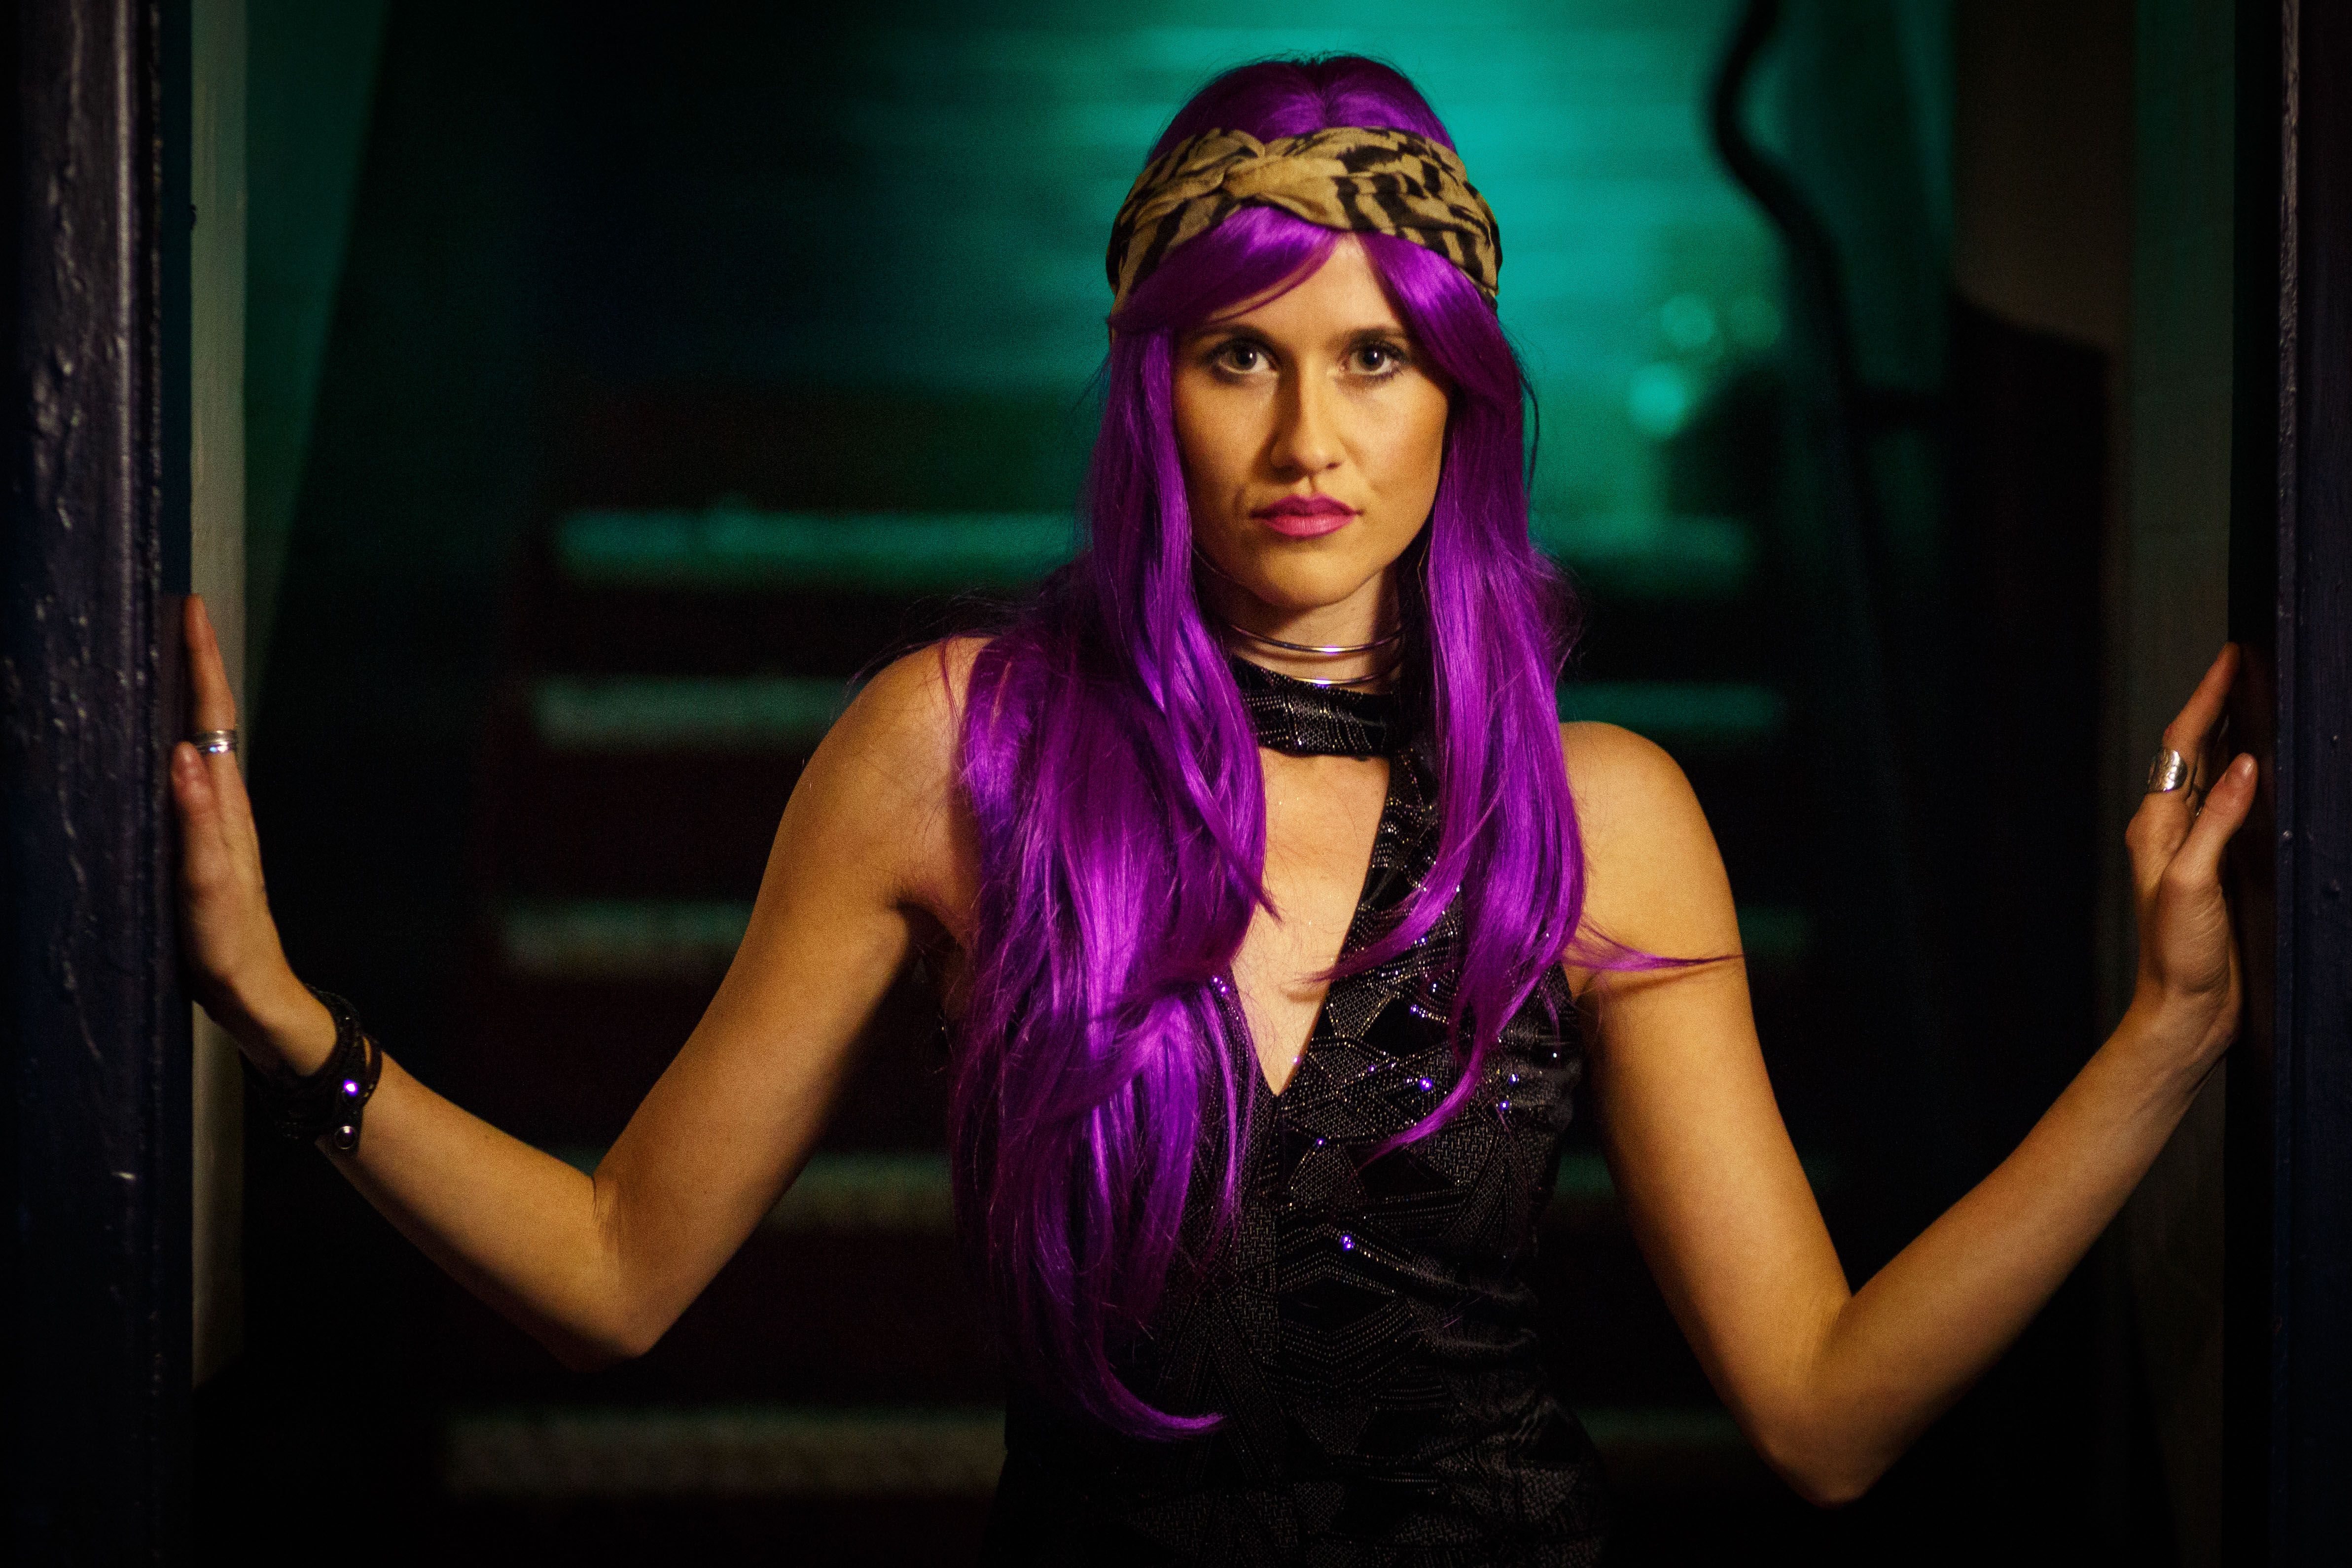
left=173, top=598, right=978, bottom=1368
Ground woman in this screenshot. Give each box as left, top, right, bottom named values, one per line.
left=176, top=56, right=2252, bottom=1566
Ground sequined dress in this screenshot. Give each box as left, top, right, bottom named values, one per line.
left=981, top=658, right=1610, bottom=1567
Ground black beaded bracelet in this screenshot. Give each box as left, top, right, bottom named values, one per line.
left=249, top=987, right=384, bottom=1152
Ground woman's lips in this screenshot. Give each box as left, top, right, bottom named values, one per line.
left=1251, top=497, right=1360, bottom=538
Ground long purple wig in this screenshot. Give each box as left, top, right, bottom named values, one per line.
left=950, top=57, right=1591, bottom=1438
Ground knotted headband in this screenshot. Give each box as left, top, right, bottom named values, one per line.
left=1106, top=126, right=1502, bottom=309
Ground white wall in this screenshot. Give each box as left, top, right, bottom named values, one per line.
left=191, top=0, right=248, bottom=1389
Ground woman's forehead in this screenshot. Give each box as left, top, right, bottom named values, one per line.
left=1192, top=239, right=1409, bottom=341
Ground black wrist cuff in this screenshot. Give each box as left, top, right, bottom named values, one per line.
left=248, top=987, right=384, bottom=1152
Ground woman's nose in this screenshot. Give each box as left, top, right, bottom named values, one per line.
left=1269, top=373, right=1343, bottom=476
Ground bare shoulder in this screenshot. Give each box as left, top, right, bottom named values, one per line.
left=1557, top=721, right=1738, bottom=972
left=1559, top=720, right=1707, bottom=851
left=828, top=636, right=986, bottom=767
left=779, top=637, right=987, bottom=929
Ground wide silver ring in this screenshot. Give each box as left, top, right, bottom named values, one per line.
left=192, top=728, right=238, bottom=756
left=2145, top=747, right=2191, bottom=793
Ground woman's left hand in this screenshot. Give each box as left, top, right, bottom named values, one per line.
left=2124, top=642, right=2258, bottom=1068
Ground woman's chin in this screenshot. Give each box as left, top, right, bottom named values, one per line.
left=1196, top=534, right=1404, bottom=618
left=1217, top=562, right=1386, bottom=620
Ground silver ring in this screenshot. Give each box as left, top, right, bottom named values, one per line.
left=2146, top=747, right=2191, bottom=793
left=192, top=728, right=238, bottom=756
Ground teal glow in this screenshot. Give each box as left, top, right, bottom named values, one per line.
left=500, top=896, right=1807, bottom=991
left=1659, top=293, right=1720, bottom=352
left=533, top=676, right=855, bottom=752
left=1734, top=905, right=1813, bottom=964
left=560, top=508, right=1078, bottom=594
left=1557, top=682, right=1785, bottom=749
left=440, top=1405, right=1008, bottom=1500
left=560, top=507, right=1756, bottom=601
left=498, top=899, right=752, bottom=981
left=1627, top=361, right=1700, bottom=438
left=741, top=1, right=1776, bottom=524
left=439, top=1401, right=1757, bottom=1500
left=532, top=670, right=1780, bottom=757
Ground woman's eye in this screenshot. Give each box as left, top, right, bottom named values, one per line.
left=1351, top=343, right=1407, bottom=376
left=1214, top=341, right=1267, bottom=373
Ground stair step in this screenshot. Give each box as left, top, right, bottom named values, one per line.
left=552, top=507, right=1757, bottom=602
left=534, top=675, right=854, bottom=753
left=538, top=1147, right=1839, bottom=1239
left=480, top=698, right=1817, bottom=905
left=501, top=899, right=755, bottom=982
left=521, top=673, right=1783, bottom=757
left=439, top=1401, right=1760, bottom=1502
left=432, top=1210, right=1714, bottom=1410
left=472, top=719, right=795, bottom=899
left=428, top=1154, right=1781, bottom=1407
left=483, top=688, right=1813, bottom=900
left=1541, top=515, right=1755, bottom=601
left=470, top=749, right=1820, bottom=911
left=1557, top=681, right=1783, bottom=752
left=455, top=904, right=1816, bottom=1144
left=444, top=1406, right=1003, bottom=1500
left=433, top=1495, right=992, bottom=1568
left=559, top=509, right=1077, bottom=595
left=450, top=965, right=952, bottom=1148
left=495, top=899, right=1816, bottom=985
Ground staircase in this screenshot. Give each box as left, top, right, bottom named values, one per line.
left=409, top=374, right=1842, bottom=1563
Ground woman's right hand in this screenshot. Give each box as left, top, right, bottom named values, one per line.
left=170, top=596, right=336, bottom=1075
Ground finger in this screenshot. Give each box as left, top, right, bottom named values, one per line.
left=179, top=596, right=264, bottom=864
left=2160, top=642, right=2239, bottom=762
left=184, top=596, right=238, bottom=731
left=2126, top=790, right=2190, bottom=899
left=2202, top=705, right=2235, bottom=786
left=170, top=742, right=232, bottom=879
left=201, top=735, right=264, bottom=872
left=2167, top=752, right=2257, bottom=889
left=170, top=739, right=208, bottom=814
left=2133, top=645, right=2243, bottom=885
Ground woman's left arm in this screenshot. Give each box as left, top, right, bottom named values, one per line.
left=1570, top=645, right=2252, bottom=1507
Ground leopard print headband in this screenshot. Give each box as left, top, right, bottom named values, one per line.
left=1107, top=126, right=1502, bottom=309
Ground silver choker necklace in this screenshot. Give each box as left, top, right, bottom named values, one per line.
left=1217, top=618, right=1403, bottom=657
left=1215, top=616, right=1404, bottom=688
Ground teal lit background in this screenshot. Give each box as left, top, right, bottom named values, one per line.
left=547, top=1, right=1786, bottom=524
left=241, top=0, right=1807, bottom=683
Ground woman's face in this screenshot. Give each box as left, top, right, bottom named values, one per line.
left=1173, top=236, right=1452, bottom=638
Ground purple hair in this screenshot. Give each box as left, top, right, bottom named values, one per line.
left=949, top=57, right=1591, bottom=1438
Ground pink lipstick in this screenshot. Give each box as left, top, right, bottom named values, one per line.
left=1251, top=494, right=1359, bottom=539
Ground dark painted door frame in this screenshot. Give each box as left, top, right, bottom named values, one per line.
left=2, top=0, right=192, bottom=1562
left=2229, top=0, right=2352, bottom=1559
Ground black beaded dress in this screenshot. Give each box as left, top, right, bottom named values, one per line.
left=981, top=658, right=1611, bottom=1567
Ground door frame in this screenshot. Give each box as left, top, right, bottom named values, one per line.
left=0, top=0, right=193, bottom=1559
left=2227, top=0, right=2352, bottom=1558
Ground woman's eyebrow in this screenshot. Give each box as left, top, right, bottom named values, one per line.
left=1182, top=320, right=1411, bottom=350
left=1182, top=323, right=1277, bottom=354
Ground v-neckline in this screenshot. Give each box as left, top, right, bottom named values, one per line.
left=1241, top=749, right=1404, bottom=1103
